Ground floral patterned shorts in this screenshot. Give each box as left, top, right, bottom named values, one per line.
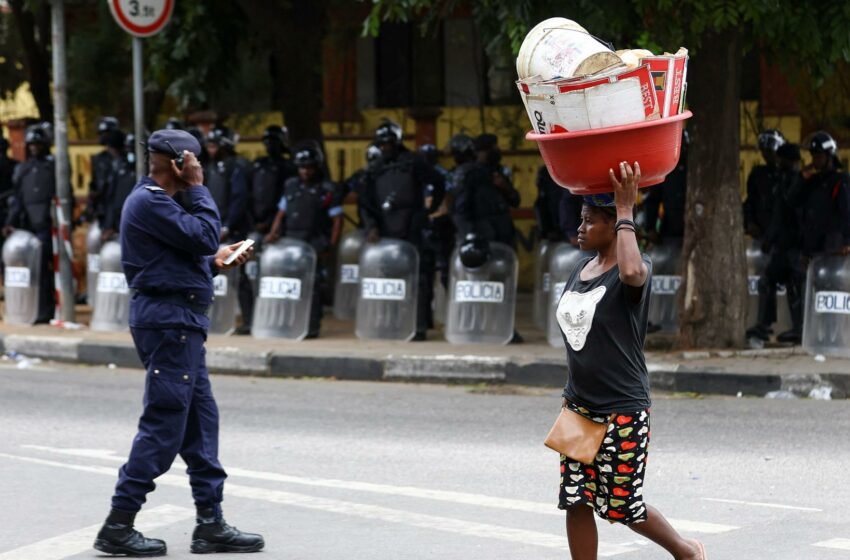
left=557, top=401, right=651, bottom=525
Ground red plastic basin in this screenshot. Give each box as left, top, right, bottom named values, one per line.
left=526, top=111, right=692, bottom=195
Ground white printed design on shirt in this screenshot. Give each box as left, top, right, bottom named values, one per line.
left=557, top=285, right=607, bottom=352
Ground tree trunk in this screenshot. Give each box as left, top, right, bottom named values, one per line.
left=244, top=0, right=328, bottom=146
left=8, top=0, right=53, bottom=123
left=676, top=28, right=747, bottom=348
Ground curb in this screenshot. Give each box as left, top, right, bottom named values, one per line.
left=1, top=334, right=847, bottom=398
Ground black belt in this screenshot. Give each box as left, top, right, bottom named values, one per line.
left=133, top=290, right=212, bottom=317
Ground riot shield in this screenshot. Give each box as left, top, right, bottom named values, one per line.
left=2, top=230, right=42, bottom=325
left=251, top=238, right=317, bottom=340
left=746, top=241, right=792, bottom=333
left=546, top=243, right=593, bottom=347
left=208, top=244, right=241, bottom=335
left=86, top=221, right=102, bottom=310
left=802, top=255, right=850, bottom=358
left=646, top=241, right=682, bottom=333
left=90, top=241, right=130, bottom=331
left=333, top=229, right=365, bottom=321
left=355, top=238, right=419, bottom=341
left=533, top=240, right=552, bottom=330
left=445, top=242, right=518, bottom=345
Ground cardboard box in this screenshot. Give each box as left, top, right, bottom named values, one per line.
left=554, top=77, right=649, bottom=131
left=524, top=94, right=568, bottom=134
left=641, top=49, right=688, bottom=118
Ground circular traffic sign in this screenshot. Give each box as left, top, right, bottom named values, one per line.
left=108, top=0, right=174, bottom=38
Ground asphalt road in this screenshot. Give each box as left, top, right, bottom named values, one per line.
left=0, top=360, right=847, bottom=559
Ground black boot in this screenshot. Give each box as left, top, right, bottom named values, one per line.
left=191, top=507, right=264, bottom=554
left=93, top=508, right=167, bottom=557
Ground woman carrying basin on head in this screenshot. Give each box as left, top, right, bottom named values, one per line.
left=554, top=161, right=706, bottom=560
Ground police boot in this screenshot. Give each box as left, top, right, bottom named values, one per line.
left=93, top=508, right=167, bottom=557
left=190, top=507, right=264, bottom=554
left=776, top=328, right=802, bottom=344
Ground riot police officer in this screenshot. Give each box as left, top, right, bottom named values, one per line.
left=265, top=144, right=342, bottom=338
left=454, top=133, right=520, bottom=247
left=744, top=129, right=785, bottom=242
left=419, top=143, right=455, bottom=290
left=204, top=126, right=254, bottom=332
left=340, top=143, right=381, bottom=227
left=101, top=133, right=137, bottom=240
left=3, top=124, right=56, bottom=323
left=358, top=120, right=445, bottom=340
left=88, top=116, right=124, bottom=224
left=250, top=125, right=296, bottom=237
left=0, top=134, right=18, bottom=230
left=748, top=142, right=806, bottom=342
left=535, top=165, right=566, bottom=242
left=94, top=129, right=263, bottom=557
left=642, top=129, right=689, bottom=245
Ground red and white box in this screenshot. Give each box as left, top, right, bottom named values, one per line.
left=640, top=48, right=688, bottom=118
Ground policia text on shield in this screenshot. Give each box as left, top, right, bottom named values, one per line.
left=92, top=129, right=265, bottom=557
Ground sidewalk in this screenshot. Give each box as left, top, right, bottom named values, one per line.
left=1, top=298, right=848, bottom=399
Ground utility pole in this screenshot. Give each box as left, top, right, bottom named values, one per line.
left=50, top=0, right=75, bottom=323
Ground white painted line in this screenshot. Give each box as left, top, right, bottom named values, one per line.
left=813, top=538, right=850, bottom=551
left=0, top=451, right=635, bottom=557
left=703, top=497, right=822, bottom=512
left=19, top=445, right=740, bottom=535
left=0, top=504, right=193, bottom=560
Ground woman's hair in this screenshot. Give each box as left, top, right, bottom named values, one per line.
left=583, top=204, right=617, bottom=221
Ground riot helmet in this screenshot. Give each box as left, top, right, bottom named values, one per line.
left=98, top=116, right=120, bottom=135
left=164, top=117, right=184, bottom=130
left=374, top=120, right=403, bottom=146
left=205, top=126, right=236, bottom=148
left=366, top=143, right=382, bottom=164
left=25, top=123, right=52, bottom=146
left=808, top=131, right=837, bottom=156
left=124, top=133, right=136, bottom=164
left=449, top=133, right=475, bottom=164
left=418, top=143, right=439, bottom=166
left=757, top=129, right=785, bottom=152
left=459, top=233, right=490, bottom=269
left=293, top=144, right=324, bottom=168
left=262, top=125, right=289, bottom=156
left=474, top=133, right=502, bottom=166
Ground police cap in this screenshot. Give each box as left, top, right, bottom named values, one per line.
left=146, top=129, right=202, bottom=158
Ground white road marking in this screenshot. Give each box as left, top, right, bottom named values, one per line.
left=0, top=504, right=193, bottom=560
left=702, top=497, right=822, bottom=512
left=0, top=451, right=635, bottom=557
left=813, top=538, right=850, bottom=551
left=19, top=445, right=739, bottom=535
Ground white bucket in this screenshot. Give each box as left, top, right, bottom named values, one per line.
left=516, top=17, right=621, bottom=80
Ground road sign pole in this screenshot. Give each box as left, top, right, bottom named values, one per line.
left=50, top=0, right=75, bottom=323
left=133, top=36, right=145, bottom=178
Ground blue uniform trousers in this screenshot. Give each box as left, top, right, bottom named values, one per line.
left=111, top=327, right=227, bottom=513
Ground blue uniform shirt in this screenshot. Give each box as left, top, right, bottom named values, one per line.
left=120, top=176, right=221, bottom=332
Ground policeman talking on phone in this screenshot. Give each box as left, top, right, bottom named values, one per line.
left=94, top=129, right=264, bottom=557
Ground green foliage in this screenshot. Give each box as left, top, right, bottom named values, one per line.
left=0, top=12, right=27, bottom=100
left=367, top=0, right=850, bottom=80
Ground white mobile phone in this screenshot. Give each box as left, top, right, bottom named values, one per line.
left=223, top=239, right=255, bottom=266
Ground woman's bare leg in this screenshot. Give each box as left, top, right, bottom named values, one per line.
left=628, top=504, right=704, bottom=559
left=565, top=504, right=598, bottom=560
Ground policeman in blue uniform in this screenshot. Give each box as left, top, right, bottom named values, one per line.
left=3, top=124, right=57, bottom=323
left=94, top=129, right=264, bottom=557
left=265, top=144, right=342, bottom=338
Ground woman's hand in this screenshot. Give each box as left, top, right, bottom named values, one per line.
left=609, top=161, right=641, bottom=211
